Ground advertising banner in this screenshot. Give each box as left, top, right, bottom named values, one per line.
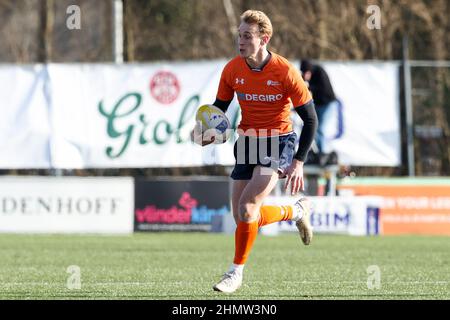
left=319, top=62, right=400, bottom=166
left=0, top=177, right=134, bottom=234
left=135, top=178, right=231, bottom=231
left=260, top=196, right=382, bottom=236
left=0, top=65, right=51, bottom=168
left=0, top=61, right=400, bottom=168
left=47, top=62, right=238, bottom=169
left=338, top=178, right=450, bottom=235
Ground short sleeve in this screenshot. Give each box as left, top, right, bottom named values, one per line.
left=285, top=65, right=312, bottom=107
left=216, top=62, right=235, bottom=101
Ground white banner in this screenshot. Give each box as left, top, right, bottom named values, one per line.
left=47, top=62, right=238, bottom=168
left=0, top=177, right=134, bottom=234
left=0, top=65, right=51, bottom=168
left=0, top=61, right=400, bottom=168
left=321, top=62, right=400, bottom=166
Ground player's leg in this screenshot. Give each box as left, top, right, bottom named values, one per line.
left=231, top=179, right=250, bottom=224
left=213, top=166, right=278, bottom=293
left=257, top=196, right=312, bottom=245
left=213, top=136, right=254, bottom=293
left=233, top=165, right=279, bottom=262
left=294, top=197, right=313, bottom=245
left=258, top=200, right=297, bottom=227
left=257, top=133, right=313, bottom=244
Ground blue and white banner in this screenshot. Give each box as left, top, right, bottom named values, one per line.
left=319, top=62, right=400, bottom=166
left=261, top=196, right=382, bottom=236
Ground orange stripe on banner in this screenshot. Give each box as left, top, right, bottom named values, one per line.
left=339, top=184, right=450, bottom=235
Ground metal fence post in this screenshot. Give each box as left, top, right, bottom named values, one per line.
left=113, top=0, right=124, bottom=64
left=403, top=35, right=415, bottom=176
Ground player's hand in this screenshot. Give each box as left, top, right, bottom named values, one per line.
left=190, top=121, right=215, bottom=146
left=284, top=159, right=305, bottom=195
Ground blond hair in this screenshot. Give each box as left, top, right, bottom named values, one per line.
left=240, top=10, right=273, bottom=38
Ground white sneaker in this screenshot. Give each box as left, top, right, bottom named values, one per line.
left=213, top=271, right=243, bottom=293
left=295, top=197, right=313, bottom=245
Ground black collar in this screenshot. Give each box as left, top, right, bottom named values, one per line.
left=245, top=51, right=272, bottom=72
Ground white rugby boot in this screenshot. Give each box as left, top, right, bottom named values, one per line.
left=213, top=270, right=243, bottom=293
left=294, top=197, right=313, bottom=245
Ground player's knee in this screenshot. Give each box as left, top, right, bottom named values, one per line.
left=238, top=202, right=258, bottom=222
left=238, top=211, right=254, bottom=222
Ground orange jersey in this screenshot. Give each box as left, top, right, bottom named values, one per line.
left=216, top=52, right=312, bottom=137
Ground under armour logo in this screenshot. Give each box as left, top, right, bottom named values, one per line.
left=235, top=78, right=245, bottom=85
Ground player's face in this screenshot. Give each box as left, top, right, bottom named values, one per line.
left=237, top=23, right=264, bottom=58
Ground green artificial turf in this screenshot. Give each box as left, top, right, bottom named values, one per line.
left=0, top=233, right=449, bottom=299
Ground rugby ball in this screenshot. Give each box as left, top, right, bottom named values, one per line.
left=195, top=104, right=231, bottom=144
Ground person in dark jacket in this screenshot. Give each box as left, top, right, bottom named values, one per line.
left=300, top=60, right=341, bottom=166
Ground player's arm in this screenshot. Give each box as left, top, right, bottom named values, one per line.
left=213, top=98, right=232, bottom=113
left=283, top=64, right=318, bottom=194
left=294, top=100, right=318, bottom=162
left=285, top=66, right=317, bottom=161
left=284, top=99, right=318, bottom=195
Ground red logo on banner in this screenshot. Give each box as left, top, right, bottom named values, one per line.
left=135, top=192, right=198, bottom=224
left=150, top=71, right=180, bottom=104
left=178, top=192, right=198, bottom=209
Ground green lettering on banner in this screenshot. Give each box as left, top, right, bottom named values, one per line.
left=176, top=95, right=199, bottom=143
left=98, top=92, right=141, bottom=158
left=138, top=114, right=150, bottom=145
left=153, top=120, right=173, bottom=145
left=98, top=92, right=236, bottom=159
